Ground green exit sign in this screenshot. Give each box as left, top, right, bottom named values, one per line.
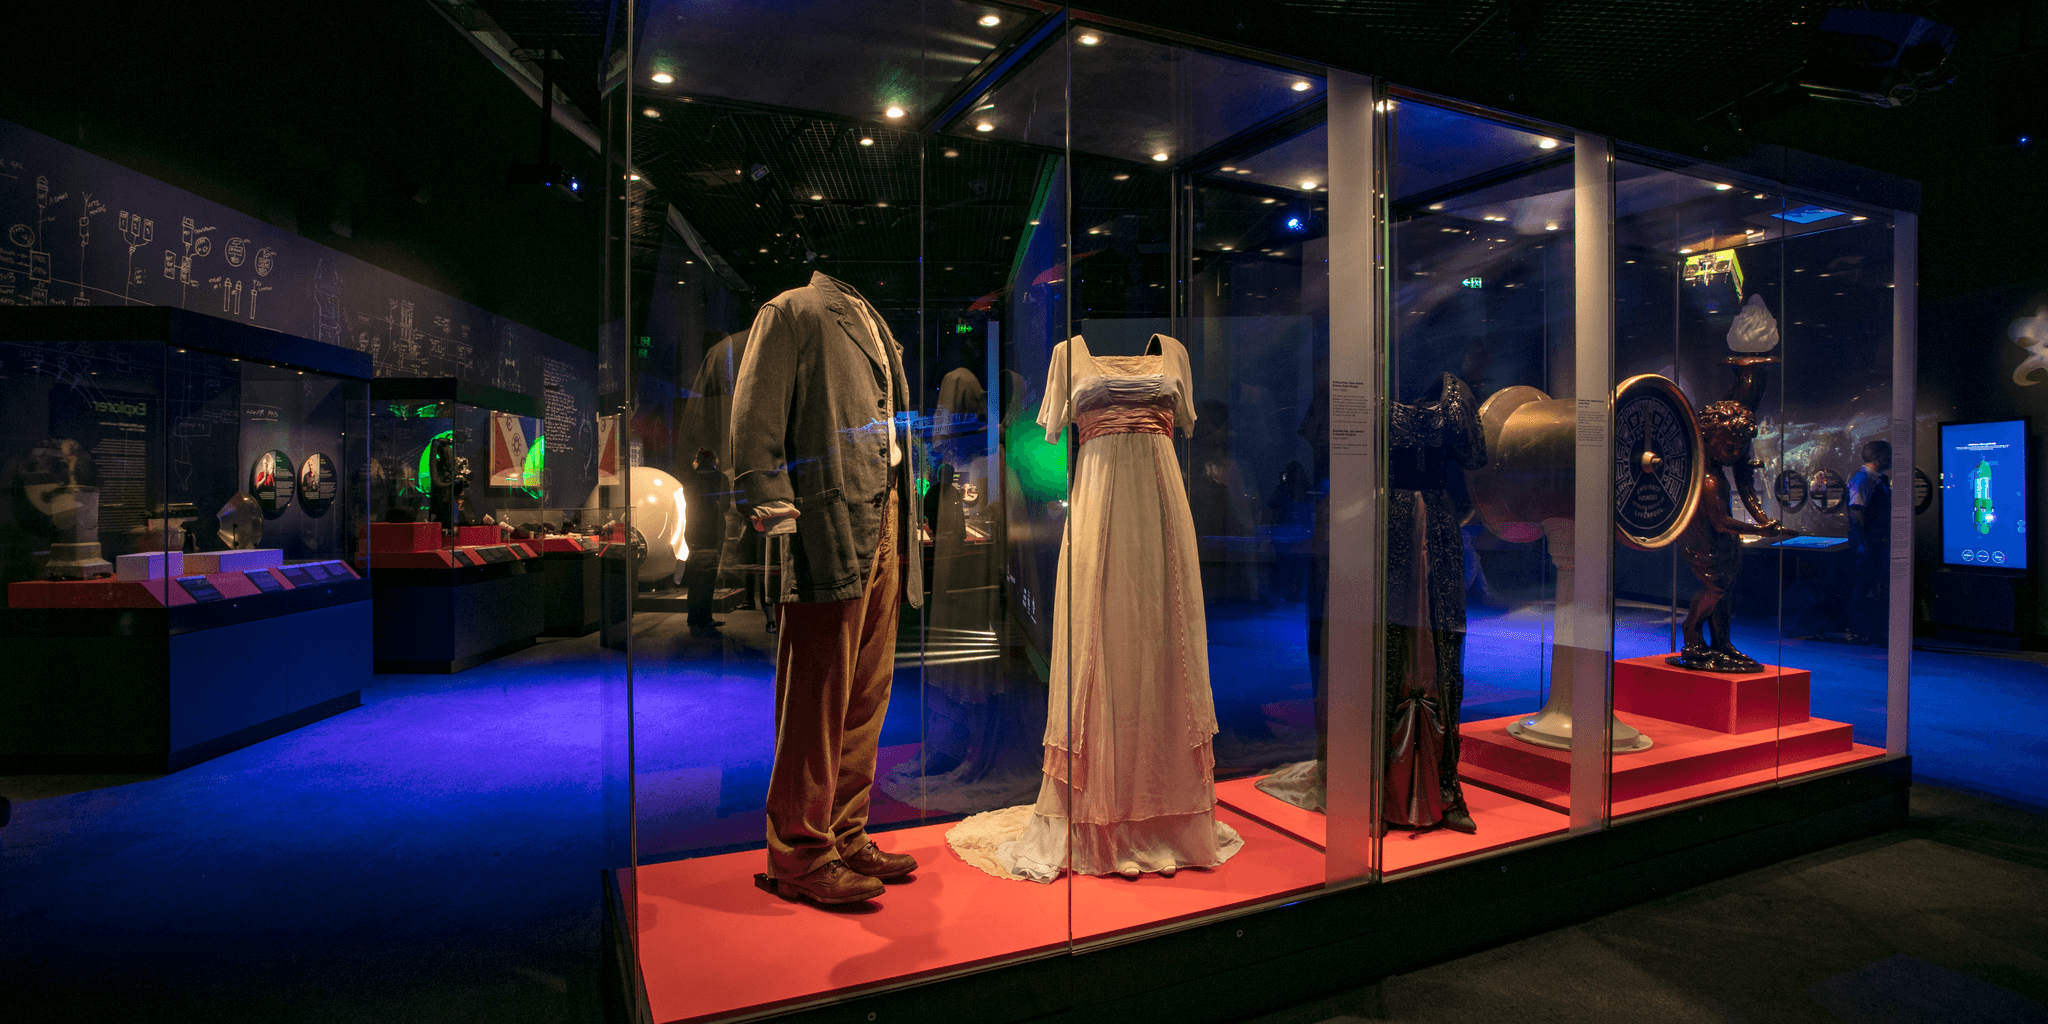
left=1462, top=277, right=1483, bottom=288
left=955, top=323, right=972, bottom=333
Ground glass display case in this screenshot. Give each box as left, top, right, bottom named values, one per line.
left=365, top=377, right=556, bottom=671
left=600, top=7, right=1916, bottom=1022
left=0, top=306, right=371, bottom=773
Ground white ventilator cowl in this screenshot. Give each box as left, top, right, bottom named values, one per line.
left=1727, top=292, right=1780, bottom=353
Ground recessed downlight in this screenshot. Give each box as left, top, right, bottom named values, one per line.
left=810, top=194, right=823, bottom=200
left=1713, top=183, right=1732, bottom=191
left=642, top=108, right=661, bottom=118
left=1112, top=173, right=1130, bottom=181
left=975, top=122, right=994, bottom=132
left=1300, top=180, right=1317, bottom=189
left=979, top=14, right=1001, bottom=27
left=650, top=72, right=674, bottom=85
left=1291, top=81, right=1311, bottom=92
left=1152, top=152, right=1170, bottom=162
left=1078, top=32, right=1101, bottom=45
left=885, top=106, right=905, bottom=119
left=1537, top=138, right=1558, bottom=149
left=860, top=137, right=874, bottom=146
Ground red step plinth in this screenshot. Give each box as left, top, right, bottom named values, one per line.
left=1460, top=709, right=1864, bottom=814
left=1613, top=655, right=1810, bottom=733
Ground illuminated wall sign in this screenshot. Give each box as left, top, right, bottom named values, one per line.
left=1461, top=277, right=1483, bottom=288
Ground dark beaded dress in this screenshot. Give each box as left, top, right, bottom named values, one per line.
left=1383, top=372, right=1486, bottom=833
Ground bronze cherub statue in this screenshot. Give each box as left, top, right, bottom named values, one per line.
left=1669, top=358, right=1796, bottom=673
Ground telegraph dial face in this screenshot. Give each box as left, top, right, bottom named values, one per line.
left=1612, top=374, right=1704, bottom=550
left=1774, top=468, right=1810, bottom=513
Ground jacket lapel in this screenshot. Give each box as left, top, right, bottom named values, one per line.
left=817, top=273, right=890, bottom=388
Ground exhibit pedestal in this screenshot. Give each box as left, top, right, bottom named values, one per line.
left=371, top=560, right=545, bottom=673
left=0, top=581, right=370, bottom=773
left=1459, top=657, right=1881, bottom=817
left=539, top=536, right=602, bottom=637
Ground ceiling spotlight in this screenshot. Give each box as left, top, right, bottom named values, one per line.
left=975, top=122, right=994, bottom=132
left=979, top=14, right=1001, bottom=27
left=860, top=136, right=875, bottom=146
left=1679, top=248, right=1693, bottom=254
left=1545, top=221, right=1559, bottom=231
left=1713, top=183, right=1733, bottom=191
left=1234, top=168, right=1251, bottom=174
left=1220, top=166, right=1237, bottom=172
left=810, top=194, right=823, bottom=200
left=1087, top=228, right=1101, bottom=234
left=1754, top=193, right=1767, bottom=199
left=1260, top=198, right=1276, bottom=204
left=1112, top=173, right=1130, bottom=180
left=1851, top=215, right=1869, bottom=221
left=642, top=108, right=661, bottom=118
left=943, top=149, right=959, bottom=157
left=1219, top=245, right=1234, bottom=251
left=627, top=173, right=641, bottom=181
left=1537, top=138, right=1557, bottom=149
left=759, top=248, right=769, bottom=253
left=1292, top=81, right=1311, bottom=92
left=1152, top=152, right=1170, bottom=162
left=1078, top=32, right=1101, bottom=45
left=877, top=201, right=889, bottom=207
left=650, top=72, right=674, bottom=85
left=885, top=106, right=905, bottom=118
left=1428, top=203, right=1444, bottom=211
left=1300, top=180, right=1317, bottom=189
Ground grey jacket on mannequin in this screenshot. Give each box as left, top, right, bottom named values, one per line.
left=729, top=271, right=923, bottom=608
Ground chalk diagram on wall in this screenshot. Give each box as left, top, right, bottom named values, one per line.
left=0, top=116, right=604, bottom=498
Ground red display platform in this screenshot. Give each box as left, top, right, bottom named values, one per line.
left=8, top=563, right=357, bottom=608
left=1614, top=655, right=1809, bottom=733
left=536, top=535, right=600, bottom=554
left=634, top=807, right=1323, bottom=1024
left=1214, top=776, right=1568, bottom=875
left=368, top=543, right=539, bottom=570
left=1460, top=658, right=1885, bottom=818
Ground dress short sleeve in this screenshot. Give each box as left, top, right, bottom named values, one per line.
left=1038, top=340, right=1073, bottom=444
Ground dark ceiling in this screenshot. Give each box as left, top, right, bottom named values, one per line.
left=454, top=0, right=2044, bottom=313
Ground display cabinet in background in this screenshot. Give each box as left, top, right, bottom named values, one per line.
left=0, top=306, right=371, bottom=772
left=366, top=377, right=553, bottom=671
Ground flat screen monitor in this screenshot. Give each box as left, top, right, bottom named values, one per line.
left=1940, top=419, right=2028, bottom=569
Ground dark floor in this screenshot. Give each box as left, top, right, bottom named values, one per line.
left=1246, top=786, right=2048, bottom=1024
left=2, top=602, right=2045, bottom=1023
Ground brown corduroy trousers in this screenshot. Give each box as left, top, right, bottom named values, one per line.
left=764, top=492, right=900, bottom=879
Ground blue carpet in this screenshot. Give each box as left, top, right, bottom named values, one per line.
left=5, top=601, right=2045, bottom=1021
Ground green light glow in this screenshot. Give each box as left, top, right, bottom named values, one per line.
left=415, top=429, right=455, bottom=492
left=521, top=435, right=547, bottom=498
left=1003, top=399, right=1067, bottom=501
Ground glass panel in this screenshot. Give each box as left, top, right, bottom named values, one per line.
left=1049, top=22, right=1338, bottom=941
left=1381, top=98, right=1579, bottom=872
left=1609, top=159, right=1889, bottom=823
left=624, top=4, right=1071, bottom=1018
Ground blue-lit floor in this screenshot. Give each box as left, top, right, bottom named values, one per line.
left=3, top=602, right=2045, bottom=1020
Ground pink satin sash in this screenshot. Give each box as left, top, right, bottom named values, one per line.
left=1076, top=399, right=1173, bottom=447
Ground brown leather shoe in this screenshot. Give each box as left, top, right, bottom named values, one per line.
left=757, top=862, right=883, bottom=906
left=841, top=840, right=917, bottom=880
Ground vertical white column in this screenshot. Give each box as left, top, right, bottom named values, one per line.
left=1323, top=69, right=1381, bottom=882
left=1569, top=134, right=1615, bottom=833
left=1888, top=212, right=1917, bottom=756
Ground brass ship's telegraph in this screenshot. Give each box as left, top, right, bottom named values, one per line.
left=1463, top=374, right=1706, bottom=754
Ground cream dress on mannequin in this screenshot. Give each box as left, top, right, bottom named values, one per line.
left=946, top=333, right=1243, bottom=881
